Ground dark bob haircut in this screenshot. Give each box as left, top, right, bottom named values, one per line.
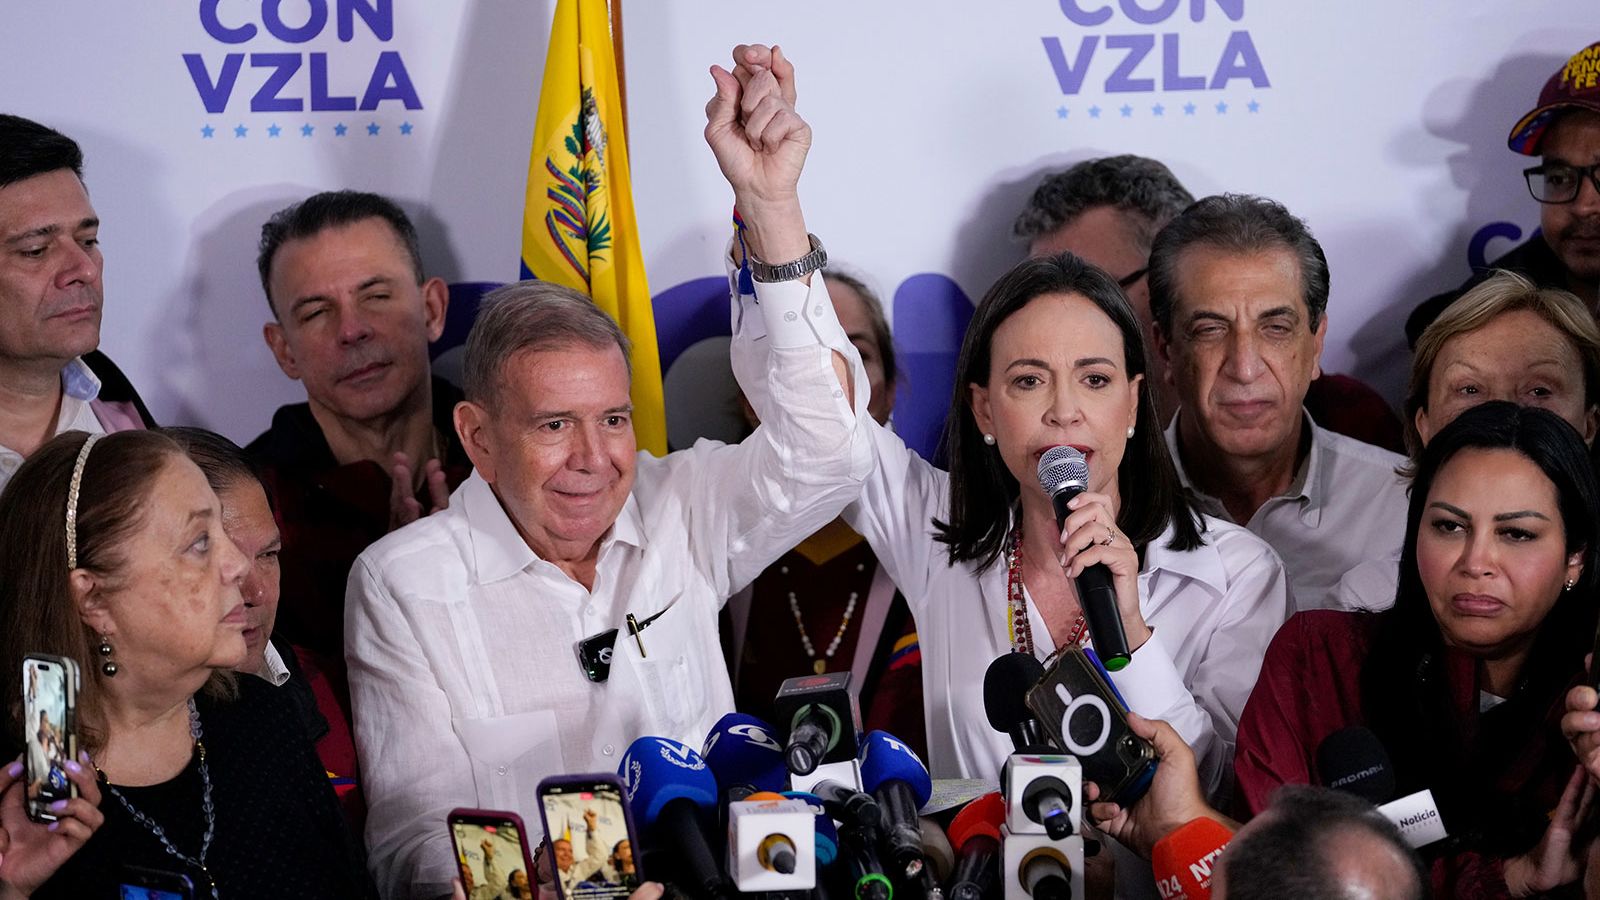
left=933, top=251, right=1204, bottom=569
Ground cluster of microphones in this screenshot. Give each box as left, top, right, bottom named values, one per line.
left=614, top=643, right=1149, bottom=900
left=613, top=646, right=1450, bottom=900
left=608, top=439, right=1442, bottom=900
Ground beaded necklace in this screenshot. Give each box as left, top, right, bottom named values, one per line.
left=98, top=699, right=219, bottom=899
left=1005, top=527, right=1088, bottom=656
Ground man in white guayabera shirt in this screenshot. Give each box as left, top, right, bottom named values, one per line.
left=344, top=44, right=872, bottom=899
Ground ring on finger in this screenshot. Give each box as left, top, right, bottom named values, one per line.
left=1101, top=527, right=1116, bottom=546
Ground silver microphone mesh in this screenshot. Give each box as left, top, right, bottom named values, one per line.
left=1036, top=445, right=1089, bottom=494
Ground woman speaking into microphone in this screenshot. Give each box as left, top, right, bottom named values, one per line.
left=836, top=252, right=1291, bottom=796
left=721, top=70, right=1290, bottom=798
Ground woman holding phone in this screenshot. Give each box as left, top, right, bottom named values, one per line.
left=0, top=430, right=373, bottom=898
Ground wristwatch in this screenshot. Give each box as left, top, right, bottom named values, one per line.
left=747, top=233, right=827, bottom=284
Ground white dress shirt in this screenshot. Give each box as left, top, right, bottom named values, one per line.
left=843, top=423, right=1291, bottom=799
left=346, top=271, right=871, bottom=899
left=1333, top=552, right=1402, bottom=612
left=1165, top=412, right=1409, bottom=612
left=0, top=358, right=105, bottom=494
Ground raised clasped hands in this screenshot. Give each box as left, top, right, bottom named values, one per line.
left=705, top=43, right=811, bottom=262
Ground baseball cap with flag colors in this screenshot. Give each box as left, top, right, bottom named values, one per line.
left=1509, top=41, right=1600, bottom=155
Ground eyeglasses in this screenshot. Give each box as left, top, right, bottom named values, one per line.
left=1524, top=163, right=1600, bottom=204
left=1117, top=266, right=1149, bottom=289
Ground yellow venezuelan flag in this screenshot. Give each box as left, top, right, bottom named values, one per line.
left=521, top=0, right=665, bottom=456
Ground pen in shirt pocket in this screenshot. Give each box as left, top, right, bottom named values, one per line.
left=625, top=607, right=668, bottom=658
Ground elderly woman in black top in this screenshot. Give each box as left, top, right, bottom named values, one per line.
left=0, top=430, right=373, bottom=899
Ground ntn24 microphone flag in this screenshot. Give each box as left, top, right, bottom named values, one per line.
left=522, top=0, right=666, bottom=455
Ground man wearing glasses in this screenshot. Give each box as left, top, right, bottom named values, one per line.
left=1408, top=41, right=1600, bottom=345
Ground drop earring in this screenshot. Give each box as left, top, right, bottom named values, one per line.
left=98, top=634, right=118, bottom=677
left=1566, top=579, right=1577, bottom=592
left=983, top=433, right=996, bottom=446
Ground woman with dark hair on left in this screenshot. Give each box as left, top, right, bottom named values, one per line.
left=1236, top=402, right=1600, bottom=896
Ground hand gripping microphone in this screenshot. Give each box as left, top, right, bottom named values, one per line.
left=983, top=653, right=1053, bottom=753
left=774, top=672, right=862, bottom=777
left=1036, top=445, right=1130, bottom=671
left=1317, top=726, right=1448, bottom=848
left=945, top=792, right=1006, bottom=900
left=702, top=712, right=790, bottom=803
left=1151, top=817, right=1233, bottom=900
left=858, top=730, right=935, bottom=880
left=618, top=736, right=728, bottom=899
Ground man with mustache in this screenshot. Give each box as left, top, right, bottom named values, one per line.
left=1150, top=195, right=1410, bottom=611
left=1407, top=41, right=1600, bottom=344
left=0, top=114, right=154, bottom=494
left=248, top=190, right=470, bottom=701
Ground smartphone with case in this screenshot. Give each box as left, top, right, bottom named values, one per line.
left=1025, top=646, right=1157, bottom=805
left=21, top=654, right=78, bottom=823
left=449, top=808, right=539, bottom=899
left=536, top=774, right=642, bottom=900
left=117, top=864, right=195, bottom=899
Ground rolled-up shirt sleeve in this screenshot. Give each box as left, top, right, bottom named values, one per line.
left=346, top=556, right=469, bottom=899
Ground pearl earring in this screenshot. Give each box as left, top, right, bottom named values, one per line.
left=983, top=433, right=996, bottom=446
left=97, top=634, right=118, bottom=677
left=1566, top=579, right=1577, bottom=591
left=1127, top=425, right=1136, bottom=439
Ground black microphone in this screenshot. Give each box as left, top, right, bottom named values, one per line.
left=1317, top=726, right=1449, bottom=849
left=811, top=778, right=885, bottom=841
left=1316, top=726, right=1397, bottom=803
left=983, top=653, right=1052, bottom=753
left=1019, top=850, right=1073, bottom=900
left=773, top=672, right=861, bottom=776
left=1036, top=445, right=1130, bottom=671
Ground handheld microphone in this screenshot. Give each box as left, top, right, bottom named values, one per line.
left=1317, top=726, right=1448, bottom=848
left=920, top=817, right=955, bottom=882
left=774, top=672, right=862, bottom=776
left=811, top=777, right=885, bottom=840
left=858, top=730, right=934, bottom=879
left=1316, top=726, right=1397, bottom=803
left=983, top=653, right=1052, bottom=753
left=618, top=736, right=728, bottom=899
left=1036, top=446, right=1130, bottom=670
left=1002, top=755, right=1079, bottom=841
left=727, top=795, right=817, bottom=891
left=782, top=790, right=841, bottom=868
left=945, top=792, right=1006, bottom=900
left=702, top=712, right=790, bottom=801
left=1016, top=849, right=1073, bottom=900
left=1150, top=816, right=1233, bottom=900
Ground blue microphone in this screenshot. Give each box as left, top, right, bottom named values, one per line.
left=781, top=790, right=841, bottom=867
left=702, top=712, right=789, bottom=802
left=859, top=730, right=934, bottom=880
left=619, top=736, right=728, bottom=899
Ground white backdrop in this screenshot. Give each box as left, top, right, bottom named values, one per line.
left=2, top=1, right=1597, bottom=443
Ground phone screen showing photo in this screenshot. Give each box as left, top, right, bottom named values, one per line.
left=452, top=816, right=535, bottom=900
left=540, top=783, right=634, bottom=900
left=22, top=657, right=72, bottom=819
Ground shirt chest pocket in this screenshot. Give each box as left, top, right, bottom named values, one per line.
left=453, top=709, right=563, bottom=813
left=606, top=594, right=713, bottom=743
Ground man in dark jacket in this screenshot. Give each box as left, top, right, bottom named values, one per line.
left=1408, top=41, right=1600, bottom=345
